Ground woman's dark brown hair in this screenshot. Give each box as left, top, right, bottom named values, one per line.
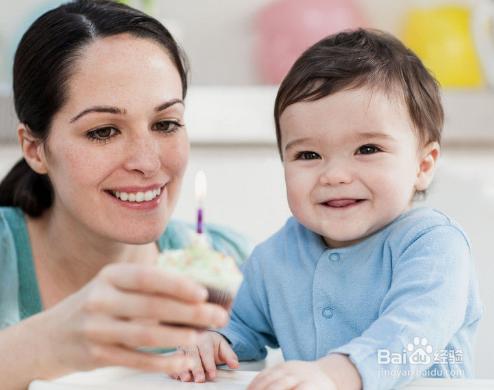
left=0, top=0, right=189, bottom=217
left=274, top=28, right=444, bottom=159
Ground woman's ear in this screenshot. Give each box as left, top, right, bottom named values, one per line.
left=18, top=124, right=48, bottom=174
left=415, top=141, right=440, bottom=192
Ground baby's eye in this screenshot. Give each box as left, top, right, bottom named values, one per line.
left=86, top=126, right=118, bottom=142
left=295, top=151, right=321, bottom=160
left=356, top=144, right=381, bottom=155
left=153, top=120, right=183, bottom=133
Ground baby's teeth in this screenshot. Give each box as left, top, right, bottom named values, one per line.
left=129, top=193, right=136, bottom=202
left=120, top=192, right=129, bottom=201
left=144, top=191, right=154, bottom=201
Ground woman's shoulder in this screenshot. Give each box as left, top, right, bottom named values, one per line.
left=0, top=207, right=23, bottom=328
left=0, top=206, right=23, bottom=223
left=0, top=207, right=24, bottom=240
left=0, top=207, right=29, bottom=253
left=158, top=220, right=252, bottom=265
left=0, top=206, right=25, bottom=266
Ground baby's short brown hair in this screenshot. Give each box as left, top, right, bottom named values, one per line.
left=274, top=28, right=444, bottom=158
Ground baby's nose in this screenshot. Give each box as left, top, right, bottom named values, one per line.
left=319, top=161, right=353, bottom=185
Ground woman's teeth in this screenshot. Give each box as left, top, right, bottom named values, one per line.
left=112, top=188, right=161, bottom=202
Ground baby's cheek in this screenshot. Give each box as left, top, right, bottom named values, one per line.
left=285, top=184, right=307, bottom=219
left=376, top=174, right=414, bottom=211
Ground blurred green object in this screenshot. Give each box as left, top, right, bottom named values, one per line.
left=402, top=5, right=484, bottom=88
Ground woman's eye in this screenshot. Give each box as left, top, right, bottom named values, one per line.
left=356, top=144, right=381, bottom=155
left=86, top=127, right=118, bottom=142
left=295, top=151, right=321, bottom=160
left=153, top=120, right=183, bottom=133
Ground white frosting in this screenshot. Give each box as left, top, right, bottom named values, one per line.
left=156, top=233, right=243, bottom=295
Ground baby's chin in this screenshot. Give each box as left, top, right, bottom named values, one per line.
left=322, top=234, right=365, bottom=249
left=318, top=224, right=381, bottom=248
left=322, top=220, right=397, bottom=248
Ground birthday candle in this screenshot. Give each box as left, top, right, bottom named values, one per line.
left=195, top=170, right=207, bottom=234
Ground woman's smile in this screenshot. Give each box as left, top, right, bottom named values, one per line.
left=105, top=184, right=166, bottom=210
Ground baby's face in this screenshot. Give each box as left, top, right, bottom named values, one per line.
left=280, top=87, right=436, bottom=248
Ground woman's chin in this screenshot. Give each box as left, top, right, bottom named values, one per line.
left=107, top=225, right=165, bottom=245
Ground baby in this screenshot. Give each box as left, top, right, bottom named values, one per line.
left=171, top=29, right=482, bottom=390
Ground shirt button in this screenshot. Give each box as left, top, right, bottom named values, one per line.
left=322, top=306, right=334, bottom=319
left=329, top=253, right=340, bottom=262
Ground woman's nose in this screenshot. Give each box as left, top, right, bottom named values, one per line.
left=123, top=134, right=161, bottom=177
left=319, top=159, right=353, bottom=186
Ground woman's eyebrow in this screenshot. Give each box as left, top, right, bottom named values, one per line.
left=70, top=99, right=184, bottom=123
left=70, top=105, right=125, bottom=123
left=154, top=98, right=184, bottom=112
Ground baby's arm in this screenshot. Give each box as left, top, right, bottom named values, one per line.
left=217, top=250, right=279, bottom=361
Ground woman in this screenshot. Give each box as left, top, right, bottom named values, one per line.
left=0, top=1, right=248, bottom=388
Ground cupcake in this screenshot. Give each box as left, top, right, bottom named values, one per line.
left=156, top=233, right=243, bottom=310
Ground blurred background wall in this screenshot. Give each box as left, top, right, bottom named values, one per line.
left=0, top=0, right=491, bottom=86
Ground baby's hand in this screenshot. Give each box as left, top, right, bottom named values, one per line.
left=247, top=360, right=337, bottom=390
left=170, top=331, right=239, bottom=383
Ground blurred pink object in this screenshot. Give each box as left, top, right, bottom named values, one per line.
left=255, top=0, right=366, bottom=84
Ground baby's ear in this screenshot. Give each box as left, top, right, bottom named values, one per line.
left=415, top=141, right=440, bottom=191
left=18, top=124, right=48, bottom=175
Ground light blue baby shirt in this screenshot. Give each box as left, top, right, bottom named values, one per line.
left=218, top=207, right=483, bottom=390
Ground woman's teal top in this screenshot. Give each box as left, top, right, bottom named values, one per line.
left=0, top=207, right=250, bottom=329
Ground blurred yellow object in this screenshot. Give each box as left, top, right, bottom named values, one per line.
left=402, top=5, right=484, bottom=88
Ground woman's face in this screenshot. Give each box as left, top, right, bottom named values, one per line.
left=40, top=34, right=189, bottom=244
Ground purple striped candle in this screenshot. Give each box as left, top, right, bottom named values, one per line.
left=195, top=170, right=207, bottom=234
left=197, top=207, right=203, bottom=234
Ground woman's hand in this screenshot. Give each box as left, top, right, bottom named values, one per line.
left=169, top=331, right=239, bottom=382
left=32, top=263, right=230, bottom=377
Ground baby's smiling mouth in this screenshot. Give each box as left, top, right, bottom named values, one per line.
left=322, top=199, right=365, bottom=208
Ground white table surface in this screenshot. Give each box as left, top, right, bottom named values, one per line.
left=30, top=367, right=257, bottom=390
left=29, top=366, right=494, bottom=390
